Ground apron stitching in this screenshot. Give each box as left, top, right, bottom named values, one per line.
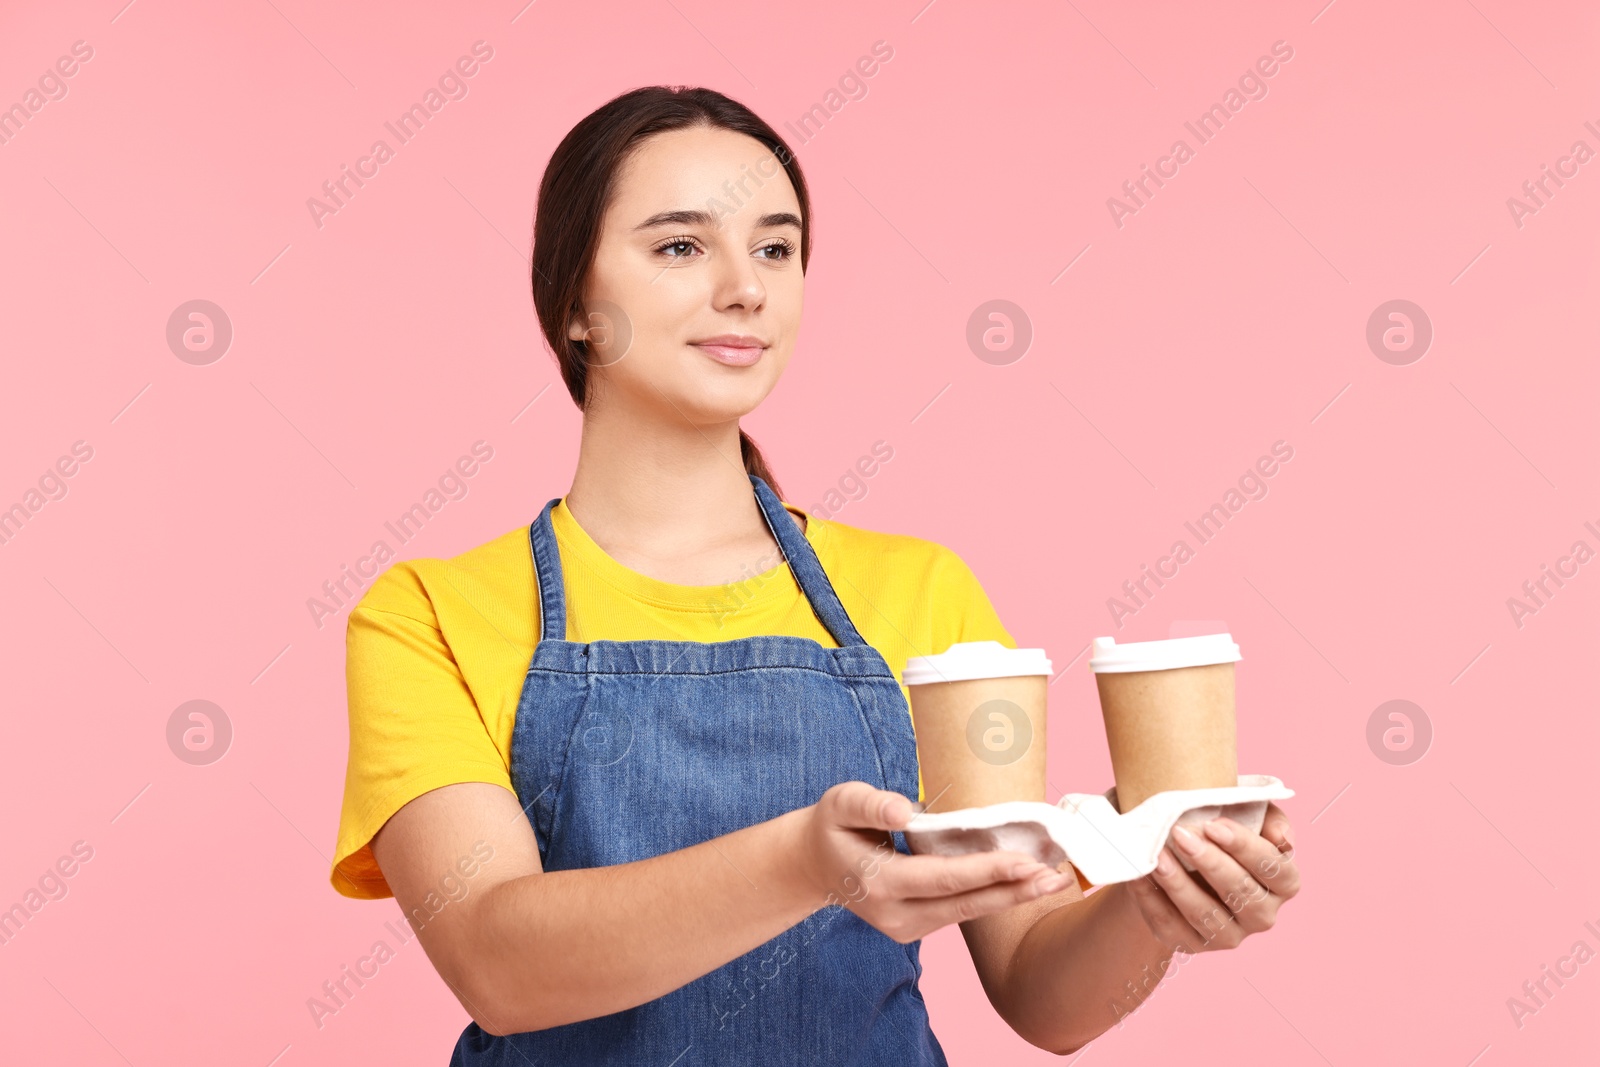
left=538, top=661, right=597, bottom=864
left=840, top=684, right=893, bottom=804
left=523, top=660, right=888, bottom=680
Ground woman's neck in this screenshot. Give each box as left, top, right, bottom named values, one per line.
left=562, top=401, right=801, bottom=583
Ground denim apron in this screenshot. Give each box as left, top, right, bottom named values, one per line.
left=450, top=474, right=948, bottom=1066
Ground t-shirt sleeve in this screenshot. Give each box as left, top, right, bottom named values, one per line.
left=925, top=543, right=1017, bottom=655
left=330, top=564, right=516, bottom=900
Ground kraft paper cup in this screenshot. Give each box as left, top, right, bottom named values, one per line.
left=1089, top=634, right=1241, bottom=814
left=902, top=641, right=1053, bottom=815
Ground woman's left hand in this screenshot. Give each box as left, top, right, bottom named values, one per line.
left=1124, top=802, right=1300, bottom=954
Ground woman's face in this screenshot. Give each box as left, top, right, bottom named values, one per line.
left=571, top=125, right=804, bottom=427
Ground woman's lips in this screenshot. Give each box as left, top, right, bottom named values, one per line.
left=690, top=342, right=765, bottom=366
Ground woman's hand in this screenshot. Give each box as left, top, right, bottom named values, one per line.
left=794, top=781, right=1075, bottom=944
left=1125, top=801, right=1300, bottom=954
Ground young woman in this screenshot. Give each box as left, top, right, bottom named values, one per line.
left=331, top=85, right=1301, bottom=1065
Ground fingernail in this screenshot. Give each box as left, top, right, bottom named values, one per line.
left=1171, top=825, right=1204, bottom=856
left=1203, top=819, right=1233, bottom=846
left=1010, top=862, right=1046, bottom=879
left=1036, top=872, right=1071, bottom=892
left=1156, top=850, right=1176, bottom=875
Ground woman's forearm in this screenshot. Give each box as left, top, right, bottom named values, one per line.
left=1001, top=883, right=1175, bottom=1053
left=462, top=806, right=823, bottom=1035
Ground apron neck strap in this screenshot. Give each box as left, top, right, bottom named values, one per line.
left=749, top=473, right=866, bottom=648
left=529, top=497, right=568, bottom=642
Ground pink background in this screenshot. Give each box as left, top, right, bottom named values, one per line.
left=2, top=0, right=1596, bottom=1062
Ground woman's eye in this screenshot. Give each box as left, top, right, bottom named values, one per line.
left=655, top=237, right=795, bottom=262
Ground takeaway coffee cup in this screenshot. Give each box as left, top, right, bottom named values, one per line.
left=902, top=641, right=1053, bottom=812
left=1088, top=633, right=1242, bottom=814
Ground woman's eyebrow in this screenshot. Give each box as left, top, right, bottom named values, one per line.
left=633, top=209, right=801, bottom=231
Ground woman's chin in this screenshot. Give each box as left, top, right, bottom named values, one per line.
left=659, top=391, right=769, bottom=428
left=666, top=371, right=780, bottom=416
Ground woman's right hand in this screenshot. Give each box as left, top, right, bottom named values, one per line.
left=794, top=781, right=1076, bottom=944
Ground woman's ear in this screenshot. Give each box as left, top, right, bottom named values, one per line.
left=567, top=306, right=590, bottom=343
left=568, top=300, right=632, bottom=367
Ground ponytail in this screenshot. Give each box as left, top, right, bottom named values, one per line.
left=739, top=429, right=784, bottom=502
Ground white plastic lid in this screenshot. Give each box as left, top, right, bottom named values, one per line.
left=1088, top=633, right=1241, bottom=673
left=902, top=640, right=1053, bottom=685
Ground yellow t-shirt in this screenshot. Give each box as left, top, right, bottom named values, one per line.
left=331, top=497, right=1015, bottom=900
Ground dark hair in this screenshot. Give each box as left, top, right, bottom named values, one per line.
left=531, top=85, right=812, bottom=503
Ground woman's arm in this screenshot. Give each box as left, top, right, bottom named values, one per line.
left=372, top=781, right=817, bottom=1035
left=978, top=879, right=1173, bottom=1052
left=372, top=779, right=1067, bottom=1036
left=995, top=806, right=1301, bottom=1053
